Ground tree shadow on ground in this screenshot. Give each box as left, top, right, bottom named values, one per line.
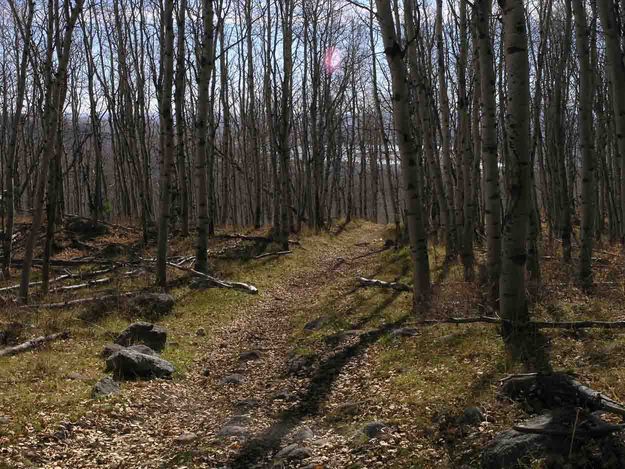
left=503, top=324, right=553, bottom=373
left=433, top=257, right=454, bottom=287
left=228, top=294, right=407, bottom=468
left=332, top=220, right=351, bottom=237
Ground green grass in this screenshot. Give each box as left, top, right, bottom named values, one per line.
left=5, top=221, right=625, bottom=467
left=0, top=219, right=380, bottom=443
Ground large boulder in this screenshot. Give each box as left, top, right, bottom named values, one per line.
left=101, top=343, right=157, bottom=359
left=92, top=376, right=120, bottom=398
left=101, top=343, right=124, bottom=359
left=105, top=349, right=174, bottom=380
left=481, top=429, right=568, bottom=469
left=66, top=217, right=108, bottom=238
left=127, top=293, right=174, bottom=320
left=362, top=421, right=387, bottom=439
left=115, top=322, right=167, bottom=351
left=0, top=321, right=24, bottom=346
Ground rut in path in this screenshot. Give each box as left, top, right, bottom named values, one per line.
left=4, top=223, right=404, bottom=468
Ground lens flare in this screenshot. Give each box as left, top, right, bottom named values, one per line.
left=324, top=47, right=343, bottom=74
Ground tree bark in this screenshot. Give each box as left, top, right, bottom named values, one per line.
left=194, top=0, right=214, bottom=274
left=375, top=0, right=431, bottom=308
left=156, top=0, right=176, bottom=287
left=573, top=0, right=595, bottom=290
left=476, top=0, right=501, bottom=306
left=499, top=0, right=532, bottom=345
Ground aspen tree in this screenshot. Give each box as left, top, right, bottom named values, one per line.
left=194, top=0, right=215, bottom=274
left=156, top=0, right=176, bottom=287
left=476, top=0, right=501, bottom=305
left=573, top=0, right=595, bottom=290
left=499, top=0, right=531, bottom=342
left=375, top=0, right=431, bottom=308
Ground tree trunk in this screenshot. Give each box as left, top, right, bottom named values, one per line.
left=598, top=0, right=625, bottom=243
left=18, top=0, right=84, bottom=303
left=573, top=0, right=595, bottom=290
left=375, top=0, right=431, bottom=309
left=476, top=0, right=501, bottom=305
left=194, top=0, right=214, bottom=274
left=499, top=0, right=532, bottom=346
left=156, top=0, right=176, bottom=287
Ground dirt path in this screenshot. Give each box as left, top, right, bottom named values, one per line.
left=4, top=223, right=406, bottom=468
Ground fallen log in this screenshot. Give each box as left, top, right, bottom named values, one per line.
left=22, top=291, right=137, bottom=309
left=213, top=233, right=272, bottom=242
left=10, top=257, right=114, bottom=267
left=64, top=213, right=139, bottom=233
left=0, top=274, right=72, bottom=293
left=165, top=262, right=258, bottom=294
left=49, top=277, right=112, bottom=292
left=212, top=233, right=300, bottom=245
left=254, top=250, right=292, bottom=260
left=0, top=331, right=70, bottom=357
left=420, top=316, right=625, bottom=330
left=357, top=277, right=410, bottom=292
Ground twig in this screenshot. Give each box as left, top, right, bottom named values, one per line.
left=254, top=250, right=292, bottom=260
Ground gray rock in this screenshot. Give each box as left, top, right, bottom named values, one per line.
left=105, top=349, right=174, bottom=380
left=288, top=447, right=312, bottom=460
left=329, top=401, right=361, bottom=420
left=218, top=425, right=248, bottom=437
left=272, top=389, right=293, bottom=401
left=128, top=293, right=175, bottom=319
left=362, top=421, right=387, bottom=438
left=221, top=373, right=244, bottom=385
left=115, top=322, right=167, bottom=351
left=292, top=426, right=314, bottom=442
left=174, top=432, right=198, bottom=443
left=461, top=407, right=485, bottom=425
left=275, top=443, right=312, bottom=460
left=275, top=443, right=299, bottom=459
left=189, top=277, right=212, bottom=290
left=304, top=317, right=325, bottom=331
left=390, top=327, right=419, bottom=337
left=239, top=350, right=261, bottom=361
left=0, top=415, right=10, bottom=424
left=66, top=372, right=89, bottom=381
left=101, top=343, right=124, bottom=359
left=91, top=376, right=120, bottom=398
left=234, top=398, right=260, bottom=410
left=481, top=429, right=568, bottom=469
left=225, top=415, right=250, bottom=426
left=66, top=217, right=108, bottom=237
left=287, top=355, right=314, bottom=376
left=126, top=344, right=158, bottom=356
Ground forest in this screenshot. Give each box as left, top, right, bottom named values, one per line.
left=2, top=0, right=625, bottom=467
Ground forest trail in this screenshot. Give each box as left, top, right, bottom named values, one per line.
left=3, top=222, right=414, bottom=468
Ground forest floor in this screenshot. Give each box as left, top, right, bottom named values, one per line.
left=2, top=220, right=625, bottom=468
